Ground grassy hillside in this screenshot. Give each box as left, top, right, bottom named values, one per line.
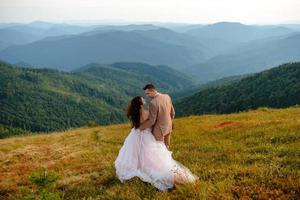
left=175, top=62, right=300, bottom=117
left=0, top=107, right=299, bottom=199
left=0, top=61, right=193, bottom=136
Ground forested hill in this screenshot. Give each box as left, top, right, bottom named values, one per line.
left=73, top=62, right=193, bottom=93
left=0, top=61, right=193, bottom=137
left=175, top=62, right=300, bottom=116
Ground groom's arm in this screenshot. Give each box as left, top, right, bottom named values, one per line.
left=139, top=102, right=158, bottom=130
left=169, top=95, right=175, bottom=119
left=169, top=95, right=175, bottom=130
left=171, top=104, right=175, bottom=120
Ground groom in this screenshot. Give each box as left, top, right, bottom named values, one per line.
left=138, top=84, right=175, bottom=150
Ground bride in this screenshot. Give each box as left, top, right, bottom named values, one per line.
left=115, top=96, right=198, bottom=191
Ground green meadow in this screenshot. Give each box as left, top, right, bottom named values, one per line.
left=0, top=106, right=299, bottom=199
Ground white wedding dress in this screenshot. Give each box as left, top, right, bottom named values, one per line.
left=115, top=127, right=198, bottom=191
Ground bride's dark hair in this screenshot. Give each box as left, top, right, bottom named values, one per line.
left=126, top=96, right=143, bottom=128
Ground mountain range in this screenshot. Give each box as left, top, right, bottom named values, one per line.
left=1, top=21, right=300, bottom=137
left=0, top=21, right=299, bottom=82
left=0, top=28, right=208, bottom=71
left=189, top=32, right=300, bottom=81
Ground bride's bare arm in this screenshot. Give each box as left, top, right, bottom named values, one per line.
left=140, top=108, right=149, bottom=123
left=139, top=103, right=158, bottom=130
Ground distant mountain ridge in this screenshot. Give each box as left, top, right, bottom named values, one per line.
left=185, top=22, right=295, bottom=43
left=0, top=21, right=299, bottom=82
left=189, top=33, right=300, bottom=82
left=0, top=29, right=209, bottom=70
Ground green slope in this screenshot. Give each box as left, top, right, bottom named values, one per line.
left=175, top=62, right=300, bottom=116
left=0, top=61, right=193, bottom=137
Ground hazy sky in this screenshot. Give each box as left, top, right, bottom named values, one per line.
left=1, top=0, right=300, bottom=24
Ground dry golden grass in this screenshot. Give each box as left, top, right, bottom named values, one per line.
left=0, top=106, right=300, bottom=199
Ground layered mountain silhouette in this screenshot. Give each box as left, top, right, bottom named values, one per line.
left=0, top=29, right=209, bottom=70
left=1, top=21, right=298, bottom=80
left=189, top=33, right=300, bottom=81
left=0, top=21, right=97, bottom=50
left=185, top=22, right=294, bottom=43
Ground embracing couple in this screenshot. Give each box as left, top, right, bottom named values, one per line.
left=115, top=84, right=198, bottom=191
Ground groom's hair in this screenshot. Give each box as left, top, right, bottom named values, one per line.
left=143, top=84, right=156, bottom=90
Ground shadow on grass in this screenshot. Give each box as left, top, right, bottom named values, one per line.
left=101, top=176, right=120, bottom=188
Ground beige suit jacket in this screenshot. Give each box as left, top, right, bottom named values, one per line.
left=139, top=93, right=175, bottom=141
